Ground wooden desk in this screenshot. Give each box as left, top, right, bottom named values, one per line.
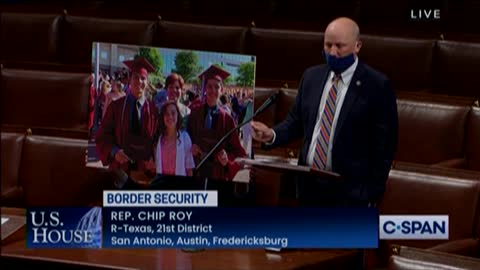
left=1, top=208, right=361, bottom=270
left=1, top=207, right=26, bottom=244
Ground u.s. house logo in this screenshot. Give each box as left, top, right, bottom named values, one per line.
left=28, top=208, right=102, bottom=248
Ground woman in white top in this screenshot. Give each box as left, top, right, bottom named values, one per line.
left=154, top=101, right=195, bottom=176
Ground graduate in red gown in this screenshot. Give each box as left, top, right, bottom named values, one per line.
left=95, top=56, right=158, bottom=188
left=187, top=65, right=247, bottom=181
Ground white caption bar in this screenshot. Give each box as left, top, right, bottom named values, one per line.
left=103, top=190, right=218, bottom=207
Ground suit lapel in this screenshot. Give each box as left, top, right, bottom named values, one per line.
left=305, top=67, right=330, bottom=145
left=333, top=62, right=365, bottom=147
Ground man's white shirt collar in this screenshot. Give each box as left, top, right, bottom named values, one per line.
left=328, top=56, right=359, bottom=87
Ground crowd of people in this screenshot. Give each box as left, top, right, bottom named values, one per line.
left=89, top=68, right=254, bottom=147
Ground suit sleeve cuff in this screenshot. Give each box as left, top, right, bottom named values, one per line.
left=264, top=129, right=276, bottom=146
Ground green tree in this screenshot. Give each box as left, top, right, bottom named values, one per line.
left=136, top=47, right=163, bottom=76
left=189, top=77, right=201, bottom=85
left=136, top=48, right=164, bottom=87
left=148, top=74, right=165, bottom=88
left=213, top=63, right=234, bottom=85
left=173, top=51, right=201, bottom=83
left=236, top=62, right=255, bottom=87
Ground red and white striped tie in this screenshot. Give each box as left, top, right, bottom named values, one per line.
left=313, top=74, right=341, bottom=170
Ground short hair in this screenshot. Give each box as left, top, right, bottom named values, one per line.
left=353, top=24, right=360, bottom=41
left=165, top=73, right=185, bottom=89
left=220, top=94, right=230, bottom=105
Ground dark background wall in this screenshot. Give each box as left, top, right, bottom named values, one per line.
left=2, top=0, right=480, bottom=37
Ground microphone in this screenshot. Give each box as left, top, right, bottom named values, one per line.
left=249, top=91, right=279, bottom=118
left=194, top=91, right=279, bottom=175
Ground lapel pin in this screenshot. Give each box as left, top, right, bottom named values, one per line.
left=356, top=80, right=361, bottom=86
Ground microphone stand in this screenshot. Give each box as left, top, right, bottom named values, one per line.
left=182, top=92, right=278, bottom=253
left=193, top=91, right=278, bottom=178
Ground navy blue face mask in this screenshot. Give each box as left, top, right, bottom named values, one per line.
left=323, top=51, right=356, bottom=74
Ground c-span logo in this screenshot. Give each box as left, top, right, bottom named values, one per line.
left=379, top=215, right=448, bottom=240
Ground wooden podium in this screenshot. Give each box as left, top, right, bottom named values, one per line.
left=236, top=155, right=341, bottom=206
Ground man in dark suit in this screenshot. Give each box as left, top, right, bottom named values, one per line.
left=251, top=17, right=398, bottom=207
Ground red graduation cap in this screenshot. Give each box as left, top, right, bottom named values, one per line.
left=123, top=56, right=156, bottom=78
left=198, top=65, right=230, bottom=82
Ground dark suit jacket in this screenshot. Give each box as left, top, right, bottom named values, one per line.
left=269, top=62, right=398, bottom=206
